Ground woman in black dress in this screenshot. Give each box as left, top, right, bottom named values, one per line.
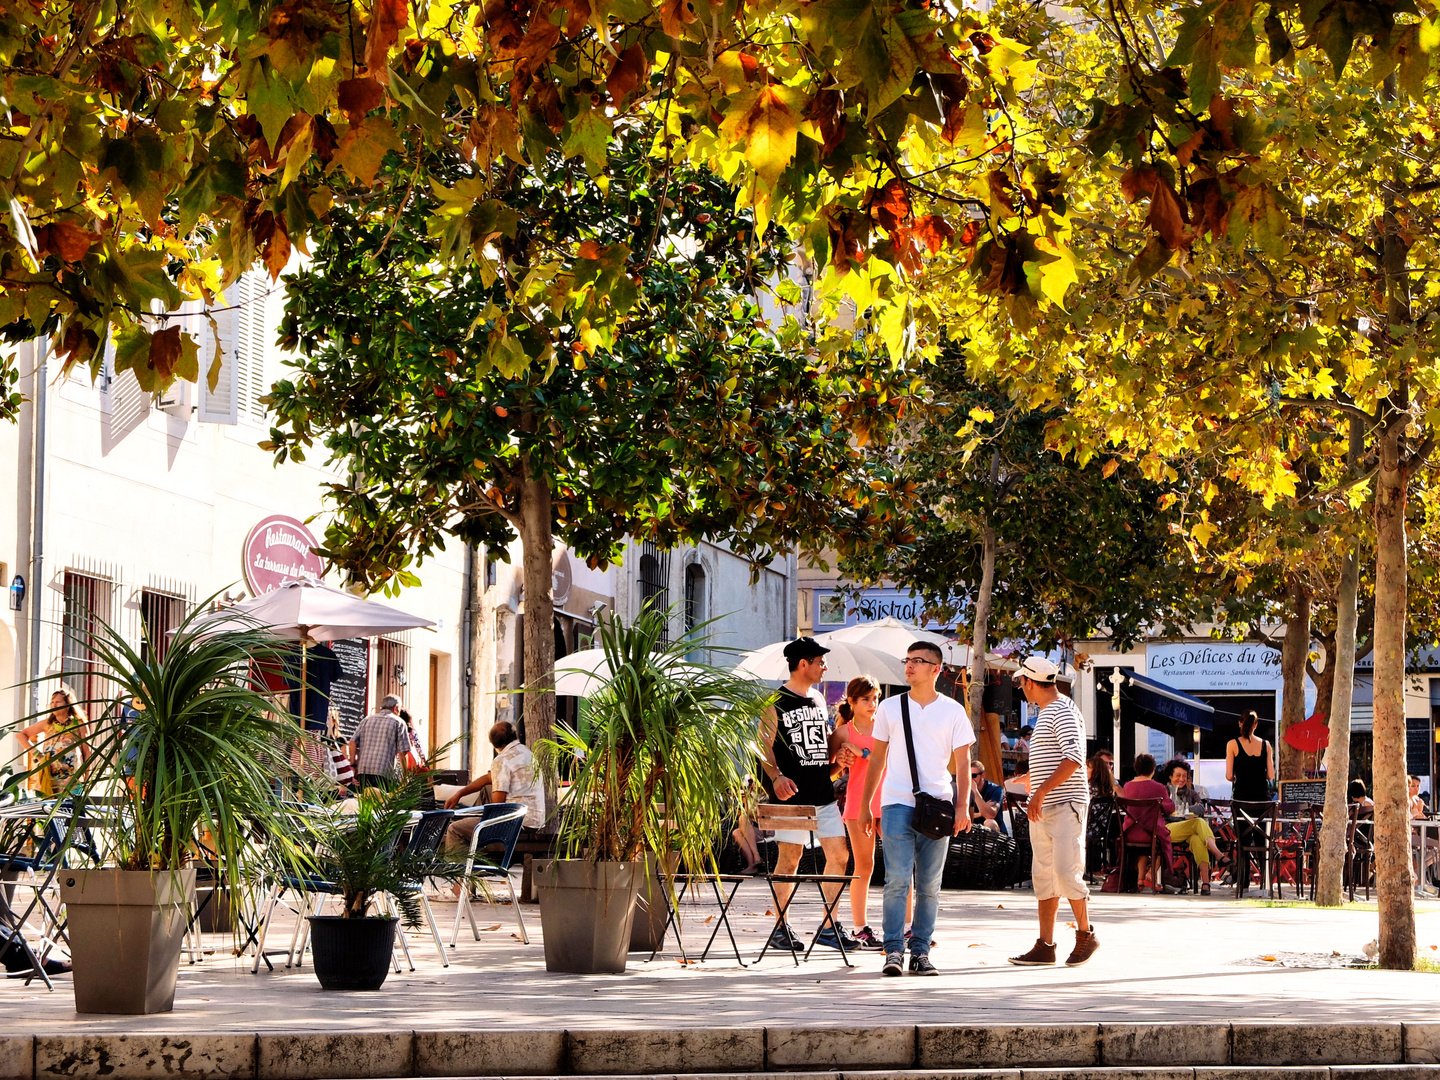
left=1226, top=711, right=1274, bottom=802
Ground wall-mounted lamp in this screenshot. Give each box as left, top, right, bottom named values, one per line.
left=586, top=601, right=608, bottom=619
left=9, top=574, right=25, bottom=611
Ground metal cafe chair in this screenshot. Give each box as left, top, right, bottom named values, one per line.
left=1114, top=796, right=1169, bottom=893
left=751, top=803, right=853, bottom=967
left=449, top=802, right=529, bottom=946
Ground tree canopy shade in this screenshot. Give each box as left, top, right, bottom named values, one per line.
left=267, top=132, right=908, bottom=744
left=0, top=0, right=1047, bottom=417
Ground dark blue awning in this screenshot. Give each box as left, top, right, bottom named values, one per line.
left=1123, top=670, right=1216, bottom=733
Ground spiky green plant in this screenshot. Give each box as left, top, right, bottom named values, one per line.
left=535, top=605, right=774, bottom=870
left=311, top=769, right=488, bottom=924
left=5, top=598, right=313, bottom=896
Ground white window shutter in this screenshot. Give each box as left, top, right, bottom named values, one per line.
left=197, top=301, right=238, bottom=425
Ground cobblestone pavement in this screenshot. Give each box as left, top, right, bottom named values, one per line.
left=4, top=885, right=1440, bottom=1032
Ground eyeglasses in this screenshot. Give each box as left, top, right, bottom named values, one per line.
left=903, top=657, right=939, bottom=666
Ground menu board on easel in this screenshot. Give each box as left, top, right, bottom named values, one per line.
left=329, top=638, right=370, bottom=739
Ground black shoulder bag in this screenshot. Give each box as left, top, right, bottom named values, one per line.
left=900, top=694, right=956, bottom=840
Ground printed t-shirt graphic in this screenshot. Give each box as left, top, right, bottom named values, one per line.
left=771, top=686, right=836, bottom=807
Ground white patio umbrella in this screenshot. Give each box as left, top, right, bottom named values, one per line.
left=733, top=638, right=908, bottom=684
left=189, top=578, right=435, bottom=720
left=818, top=617, right=970, bottom=667
left=189, top=578, right=435, bottom=641
left=553, top=648, right=703, bottom=698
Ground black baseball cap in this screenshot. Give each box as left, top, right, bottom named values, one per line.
left=783, top=637, right=830, bottom=664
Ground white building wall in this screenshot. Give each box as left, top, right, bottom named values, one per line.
left=2, top=308, right=471, bottom=776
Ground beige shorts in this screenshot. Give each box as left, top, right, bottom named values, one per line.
left=1030, top=801, right=1090, bottom=902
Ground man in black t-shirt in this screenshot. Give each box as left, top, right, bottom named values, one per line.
left=758, top=638, right=862, bottom=953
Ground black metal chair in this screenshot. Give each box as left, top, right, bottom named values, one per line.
left=1346, top=803, right=1375, bottom=901
left=391, top=808, right=457, bottom=965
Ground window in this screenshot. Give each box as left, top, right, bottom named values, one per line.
left=140, top=590, right=187, bottom=665
left=62, top=571, right=113, bottom=708
left=638, top=541, right=671, bottom=640
left=376, top=636, right=410, bottom=711
left=485, top=556, right=497, bottom=589
left=683, top=562, right=706, bottom=635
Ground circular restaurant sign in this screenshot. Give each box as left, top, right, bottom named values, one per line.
left=243, top=515, right=325, bottom=595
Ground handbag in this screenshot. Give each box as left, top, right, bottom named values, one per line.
left=900, top=694, right=956, bottom=840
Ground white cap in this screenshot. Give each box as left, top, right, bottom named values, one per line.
left=1015, top=656, right=1060, bottom=684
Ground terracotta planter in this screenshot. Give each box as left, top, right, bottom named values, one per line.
left=59, top=867, right=195, bottom=1014
left=629, top=851, right=680, bottom=954
left=536, top=859, right=641, bottom=974
left=307, top=915, right=398, bottom=991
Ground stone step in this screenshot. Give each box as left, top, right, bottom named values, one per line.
left=8, top=1027, right=1440, bottom=1080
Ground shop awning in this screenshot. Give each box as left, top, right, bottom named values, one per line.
left=1122, top=670, right=1216, bottom=734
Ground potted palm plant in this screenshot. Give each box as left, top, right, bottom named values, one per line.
left=12, top=603, right=311, bottom=1014
left=301, top=769, right=486, bottom=991
left=534, top=605, right=772, bottom=974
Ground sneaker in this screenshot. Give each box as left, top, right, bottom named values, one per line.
left=814, top=924, right=862, bottom=951
left=882, top=951, right=905, bottom=976
left=852, top=925, right=885, bottom=950
left=766, top=922, right=804, bottom=952
left=909, top=953, right=940, bottom=976
left=1008, top=938, right=1058, bottom=965
left=1066, top=928, right=1099, bottom=967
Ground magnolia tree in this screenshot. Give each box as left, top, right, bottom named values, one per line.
left=266, top=133, right=914, bottom=746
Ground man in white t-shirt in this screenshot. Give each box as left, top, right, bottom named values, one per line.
left=859, top=641, right=974, bottom=977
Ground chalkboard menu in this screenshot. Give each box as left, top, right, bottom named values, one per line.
left=330, top=638, right=370, bottom=739
left=1278, top=779, right=1328, bottom=806
left=1408, top=718, right=1433, bottom=777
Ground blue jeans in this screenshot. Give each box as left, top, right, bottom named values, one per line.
left=880, top=803, right=948, bottom=956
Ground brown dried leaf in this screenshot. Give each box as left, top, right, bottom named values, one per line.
left=338, top=78, right=385, bottom=124
left=912, top=214, right=954, bottom=254
left=149, top=325, right=183, bottom=380
left=660, top=0, right=696, bottom=39
left=873, top=177, right=911, bottom=232
left=605, top=43, right=647, bottom=105
left=365, top=0, right=410, bottom=74
left=36, top=221, right=94, bottom=263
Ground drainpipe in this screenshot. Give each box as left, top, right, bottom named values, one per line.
left=27, top=336, right=48, bottom=715
left=459, top=543, right=474, bottom=770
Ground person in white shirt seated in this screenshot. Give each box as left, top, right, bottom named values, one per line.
left=442, top=721, right=547, bottom=859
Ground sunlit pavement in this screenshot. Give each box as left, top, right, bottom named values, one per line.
left=5, top=884, right=1440, bottom=1032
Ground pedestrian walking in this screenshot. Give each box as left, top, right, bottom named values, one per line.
left=858, top=641, right=974, bottom=977
left=349, top=694, right=408, bottom=789
left=758, top=637, right=860, bottom=953
left=1008, top=656, right=1097, bottom=967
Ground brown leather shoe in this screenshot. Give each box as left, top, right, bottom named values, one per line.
left=1008, top=938, right=1057, bottom=965
left=1066, top=928, right=1099, bottom=966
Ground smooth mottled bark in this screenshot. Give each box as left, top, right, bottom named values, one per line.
left=1279, top=579, right=1312, bottom=781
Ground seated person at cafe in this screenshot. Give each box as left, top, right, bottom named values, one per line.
left=441, top=721, right=546, bottom=881
left=1349, top=778, right=1374, bottom=811
left=1121, top=753, right=1176, bottom=891
left=969, top=761, right=1007, bottom=833
left=1163, top=759, right=1223, bottom=894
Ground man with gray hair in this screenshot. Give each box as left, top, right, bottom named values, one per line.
left=350, top=694, right=408, bottom=790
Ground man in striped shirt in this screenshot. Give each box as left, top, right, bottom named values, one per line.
left=1008, top=656, right=1098, bottom=968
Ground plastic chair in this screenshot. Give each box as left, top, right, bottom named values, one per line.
left=450, top=802, right=529, bottom=946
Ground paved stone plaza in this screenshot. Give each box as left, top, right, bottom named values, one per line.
left=5, top=885, right=1440, bottom=1036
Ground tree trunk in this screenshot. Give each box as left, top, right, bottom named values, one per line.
left=518, top=472, right=557, bottom=752
left=1279, top=579, right=1312, bottom=781
left=969, top=454, right=1003, bottom=782
left=1373, top=419, right=1415, bottom=966
left=1316, top=548, right=1359, bottom=906
left=463, top=543, right=487, bottom=777
left=1306, top=628, right=1336, bottom=738
left=1373, top=68, right=1417, bottom=968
